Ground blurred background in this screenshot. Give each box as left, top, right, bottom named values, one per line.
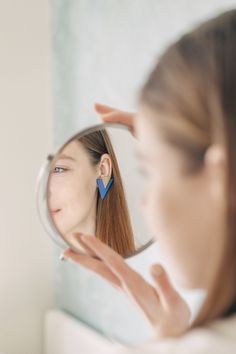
left=1, top=1, right=236, bottom=354
left=0, top=1, right=53, bottom=354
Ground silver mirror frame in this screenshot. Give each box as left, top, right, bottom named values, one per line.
left=36, top=123, right=154, bottom=258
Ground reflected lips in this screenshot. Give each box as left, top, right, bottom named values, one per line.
left=50, top=209, right=61, bottom=214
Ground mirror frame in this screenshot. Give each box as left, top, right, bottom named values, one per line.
left=36, top=122, right=154, bottom=259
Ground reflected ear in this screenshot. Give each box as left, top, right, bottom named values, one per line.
left=97, top=153, right=113, bottom=179
left=204, top=144, right=226, bottom=202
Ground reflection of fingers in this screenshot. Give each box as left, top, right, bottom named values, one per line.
left=94, top=103, right=117, bottom=114
left=150, top=264, right=180, bottom=311
left=63, top=249, right=121, bottom=289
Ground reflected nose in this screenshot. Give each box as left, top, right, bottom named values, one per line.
left=47, top=179, right=55, bottom=205
left=48, top=176, right=56, bottom=198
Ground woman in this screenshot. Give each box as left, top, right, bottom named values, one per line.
left=62, top=9, right=236, bottom=353
left=49, top=129, right=135, bottom=257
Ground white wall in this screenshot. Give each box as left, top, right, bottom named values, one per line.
left=0, top=1, right=53, bottom=354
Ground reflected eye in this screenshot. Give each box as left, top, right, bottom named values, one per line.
left=52, top=166, right=68, bottom=174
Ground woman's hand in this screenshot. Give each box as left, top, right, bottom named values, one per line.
left=62, top=234, right=191, bottom=339
left=94, top=103, right=136, bottom=136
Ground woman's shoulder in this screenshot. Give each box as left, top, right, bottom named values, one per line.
left=112, top=314, right=236, bottom=354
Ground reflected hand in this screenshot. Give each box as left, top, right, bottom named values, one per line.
left=62, top=234, right=191, bottom=339
left=94, top=103, right=136, bottom=136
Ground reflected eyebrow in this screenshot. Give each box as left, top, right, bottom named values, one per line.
left=47, top=154, right=77, bottom=163
left=56, top=154, right=77, bottom=162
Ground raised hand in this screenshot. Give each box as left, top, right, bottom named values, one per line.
left=62, top=234, right=191, bottom=339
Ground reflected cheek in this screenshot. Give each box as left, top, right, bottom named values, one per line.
left=50, top=185, right=75, bottom=211
left=49, top=178, right=66, bottom=202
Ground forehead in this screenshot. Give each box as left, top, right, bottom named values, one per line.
left=135, top=110, right=185, bottom=169
left=59, top=140, right=87, bottom=161
left=135, top=110, right=164, bottom=153
left=136, top=104, right=166, bottom=138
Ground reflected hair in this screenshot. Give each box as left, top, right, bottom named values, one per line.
left=79, top=129, right=135, bottom=257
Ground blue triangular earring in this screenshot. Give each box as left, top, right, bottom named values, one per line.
left=96, top=176, right=113, bottom=200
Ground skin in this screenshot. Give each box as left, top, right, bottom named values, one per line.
left=135, top=106, right=227, bottom=291
left=62, top=103, right=233, bottom=338
left=49, top=139, right=112, bottom=241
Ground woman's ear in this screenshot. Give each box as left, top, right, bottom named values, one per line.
left=97, top=154, right=112, bottom=179
left=204, top=144, right=226, bottom=203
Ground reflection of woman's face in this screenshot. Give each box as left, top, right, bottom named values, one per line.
left=49, top=140, right=98, bottom=236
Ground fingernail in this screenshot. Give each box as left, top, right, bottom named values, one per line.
left=59, top=253, right=66, bottom=261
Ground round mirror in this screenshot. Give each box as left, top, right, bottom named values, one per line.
left=36, top=123, right=153, bottom=258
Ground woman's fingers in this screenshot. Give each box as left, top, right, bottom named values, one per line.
left=150, top=264, right=181, bottom=311
left=61, top=235, right=190, bottom=337
left=94, top=103, right=117, bottom=114
left=94, top=102, right=135, bottom=136
left=62, top=248, right=121, bottom=289
left=74, top=235, right=146, bottom=294
left=78, top=235, right=132, bottom=279
left=76, top=235, right=162, bottom=324
left=150, top=264, right=191, bottom=334
left=68, top=233, right=98, bottom=258
left=100, top=111, right=134, bottom=129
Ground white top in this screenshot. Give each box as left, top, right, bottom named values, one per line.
left=112, top=314, right=236, bottom=354
left=44, top=309, right=236, bottom=354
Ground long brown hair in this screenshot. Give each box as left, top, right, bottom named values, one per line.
left=139, top=10, right=236, bottom=324
left=79, top=129, right=135, bottom=257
